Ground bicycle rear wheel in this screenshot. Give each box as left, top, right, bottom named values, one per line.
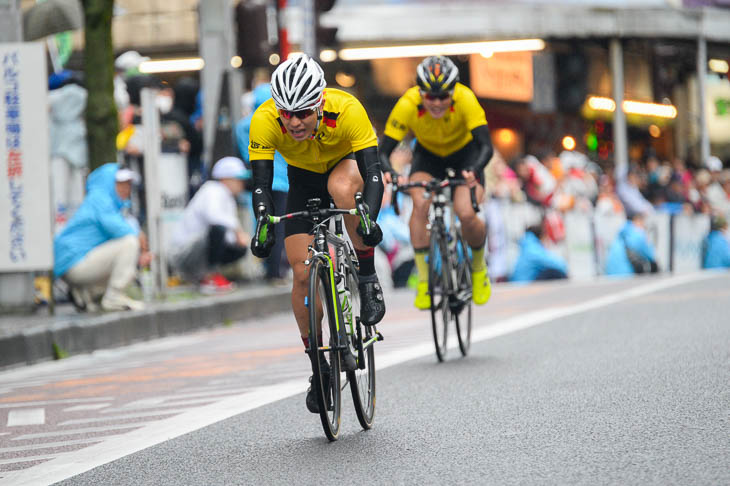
left=346, top=272, right=376, bottom=429
left=453, top=230, right=473, bottom=356
left=429, top=227, right=453, bottom=362
left=308, top=256, right=342, bottom=441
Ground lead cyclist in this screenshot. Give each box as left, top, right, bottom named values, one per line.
left=378, top=55, right=494, bottom=310
left=248, top=54, right=386, bottom=415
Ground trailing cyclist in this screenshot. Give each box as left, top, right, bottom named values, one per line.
left=248, top=54, right=386, bottom=414
left=379, top=55, right=494, bottom=310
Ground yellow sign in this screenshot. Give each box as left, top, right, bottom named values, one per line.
left=469, top=51, right=533, bottom=103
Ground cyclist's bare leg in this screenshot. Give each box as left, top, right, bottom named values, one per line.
left=453, top=183, right=486, bottom=247
left=407, top=171, right=433, bottom=249
left=326, top=158, right=367, bottom=250
left=285, top=233, right=320, bottom=339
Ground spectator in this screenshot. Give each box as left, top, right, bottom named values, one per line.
left=170, top=77, right=204, bottom=196
left=235, top=82, right=290, bottom=282
left=513, top=154, right=557, bottom=207
left=114, top=50, right=149, bottom=127
left=54, top=164, right=150, bottom=312
left=510, top=223, right=568, bottom=282
left=615, top=162, right=654, bottom=217
left=605, top=212, right=658, bottom=276
left=702, top=215, right=730, bottom=269
left=48, top=70, right=87, bottom=233
left=168, top=157, right=250, bottom=294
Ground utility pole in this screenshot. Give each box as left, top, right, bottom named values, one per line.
left=198, top=0, right=244, bottom=174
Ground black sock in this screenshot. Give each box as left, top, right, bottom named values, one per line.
left=356, top=248, right=375, bottom=277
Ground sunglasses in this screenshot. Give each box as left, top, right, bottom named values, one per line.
left=279, top=108, right=316, bottom=120
left=422, top=91, right=452, bottom=101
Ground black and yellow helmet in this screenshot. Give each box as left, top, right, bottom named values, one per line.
left=416, top=56, right=459, bottom=94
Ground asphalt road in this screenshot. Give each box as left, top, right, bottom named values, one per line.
left=1, top=272, right=728, bottom=485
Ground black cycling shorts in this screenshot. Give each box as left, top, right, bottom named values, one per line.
left=410, top=140, right=483, bottom=185
left=285, top=154, right=357, bottom=237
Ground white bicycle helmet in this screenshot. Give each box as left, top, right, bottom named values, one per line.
left=416, top=56, right=459, bottom=94
left=270, top=54, right=326, bottom=111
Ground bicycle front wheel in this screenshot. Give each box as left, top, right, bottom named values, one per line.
left=346, top=272, right=376, bottom=429
left=453, top=230, right=473, bottom=357
left=308, top=256, right=342, bottom=441
left=429, top=227, right=453, bottom=362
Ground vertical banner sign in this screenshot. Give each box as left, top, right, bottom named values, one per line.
left=0, top=43, right=53, bottom=271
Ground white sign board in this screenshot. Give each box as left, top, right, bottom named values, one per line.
left=0, top=43, right=53, bottom=271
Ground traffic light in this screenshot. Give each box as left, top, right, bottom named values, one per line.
left=235, top=0, right=277, bottom=68
left=556, top=50, right=588, bottom=113
left=316, top=0, right=338, bottom=52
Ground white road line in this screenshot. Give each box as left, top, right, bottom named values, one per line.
left=0, top=272, right=717, bottom=486
left=6, top=409, right=45, bottom=427
left=0, top=398, right=112, bottom=409
left=63, top=404, right=111, bottom=412
left=0, top=438, right=103, bottom=454
left=11, top=424, right=143, bottom=441
left=58, top=409, right=191, bottom=426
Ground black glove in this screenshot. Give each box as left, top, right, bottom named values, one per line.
left=357, top=219, right=383, bottom=247
left=251, top=216, right=275, bottom=259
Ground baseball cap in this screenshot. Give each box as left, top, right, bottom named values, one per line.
left=212, top=157, right=250, bottom=180
left=115, top=168, right=140, bottom=184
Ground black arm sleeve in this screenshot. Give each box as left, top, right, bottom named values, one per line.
left=377, top=135, right=399, bottom=175
left=355, top=146, right=384, bottom=220
left=251, top=159, right=274, bottom=215
left=469, top=124, right=494, bottom=174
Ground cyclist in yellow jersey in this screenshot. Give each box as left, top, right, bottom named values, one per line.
left=379, top=56, right=494, bottom=310
left=249, top=54, right=385, bottom=414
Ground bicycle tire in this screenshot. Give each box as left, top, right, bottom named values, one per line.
left=429, top=226, right=452, bottom=362
left=308, top=256, right=342, bottom=441
left=453, top=229, right=473, bottom=356
left=346, top=272, right=376, bottom=429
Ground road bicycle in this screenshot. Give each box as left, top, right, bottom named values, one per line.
left=393, top=170, right=479, bottom=362
left=255, top=194, right=383, bottom=441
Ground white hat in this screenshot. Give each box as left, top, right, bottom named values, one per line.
left=115, top=168, right=140, bottom=184
left=115, top=51, right=150, bottom=72
left=706, top=155, right=723, bottom=172
left=211, top=157, right=249, bottom=180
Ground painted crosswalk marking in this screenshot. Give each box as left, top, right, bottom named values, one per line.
left=0, top=397, right=112, bottom=409
left=58, top=409, right=192, bottom=426
left=63, top=404, right=111, bottom=412
left=12, top=424, right=143, bottom=441
left=0, top=454, right=62, bottom=466
left=0, top=438, right=104, bottom=454
left=7, top=409, right=45, bottom=427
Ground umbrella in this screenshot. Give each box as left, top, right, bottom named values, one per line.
left=23, top=0, right=83, bottom=41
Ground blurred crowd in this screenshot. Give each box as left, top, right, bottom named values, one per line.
left=45, top=51, right=730, bottom=312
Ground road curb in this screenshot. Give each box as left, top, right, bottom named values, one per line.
left=0, top=286, right=291, bottom=370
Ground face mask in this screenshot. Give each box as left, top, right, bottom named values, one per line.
left=156, top=95, right=173, bottom=114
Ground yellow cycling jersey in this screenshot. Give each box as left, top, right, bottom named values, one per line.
left=383, top=83, right=487, bottom=158
left=248, top=88, right=378, bottom=174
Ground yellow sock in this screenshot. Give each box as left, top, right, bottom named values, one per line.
left=471, top=245, right=486, bottom=273
left=414, top=248, right=429, bottom=283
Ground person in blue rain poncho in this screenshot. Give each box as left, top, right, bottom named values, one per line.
left=605, top=212, right=658, bottom=276
left=510, top=223, right=568, bottom=282
left=702, top=216, right=730, bottom=269
left=54, top=163, right=151, bottom=311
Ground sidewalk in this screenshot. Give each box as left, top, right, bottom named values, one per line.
left=0, top=283, right=291, bottom=370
